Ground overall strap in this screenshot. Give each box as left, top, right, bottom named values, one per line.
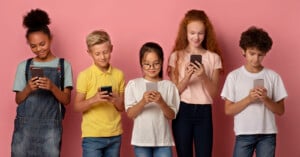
left=59, top=58, right=65, bottom=90
left=25, top=58, right=33, bottom=83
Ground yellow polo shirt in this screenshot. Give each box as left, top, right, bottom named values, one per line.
left=76, top=64, right=125, bottom=137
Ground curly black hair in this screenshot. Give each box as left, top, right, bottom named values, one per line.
left=23, top=8, right=51, bottom=39
left=239, top=26, right=273, bottom=53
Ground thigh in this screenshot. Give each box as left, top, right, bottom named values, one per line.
left=134, top=146, right=152, bottom=157
left=104, top=136, right=121, bottom=157
left=172, top=103, right=193, bottom=157
left=82, top=137, right=104, bottom=157
left=193, top=106, right=213, bottom=157
left=256, top=134, right=276, bottom=157
left=153, top=146, right=172, bottom=157
left=233, top=135, right=256, bottom=157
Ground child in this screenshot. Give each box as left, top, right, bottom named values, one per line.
left=11, top=9, right=73, bottom=157
left=74, top=30, right=125, bottom=157
left=167, top=9, right=222, bottom=157
left=221, top=26, right=288, bottom=157
left=125, top=42, right=180, bottom=157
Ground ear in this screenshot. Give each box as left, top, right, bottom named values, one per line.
left=110, top=45, right=113, bottom=53
left=241, top=49, right=246, bottom=57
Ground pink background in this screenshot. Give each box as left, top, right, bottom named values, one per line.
left=1, top=0, right=299, bottom=156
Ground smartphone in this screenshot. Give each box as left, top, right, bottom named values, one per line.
left=99, top=86, right=112, bottom=95
left=190, top=54, right=202, bottom=66
left=253, top=79, right=264, bottom=88
left=146, top=82, right=158, bottom=91
left=30, top=67, right=44, bottom=78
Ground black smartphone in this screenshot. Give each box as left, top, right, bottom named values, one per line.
left=190, top=54, right=202, bottom=66
left=253, top=79, right=264, bottom=88
left=99, top=86, right=112, bottom=95
left=30, top=67, right=44, bottom=78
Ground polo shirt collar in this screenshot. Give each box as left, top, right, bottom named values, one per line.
left=92, top=64, right=112, bottom=75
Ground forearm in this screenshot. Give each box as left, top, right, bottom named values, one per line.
left=200, top=75, right=218, bottom=98
left=225, top=97, right=251, bottom=116
left=15, top=85, right=32, bottom=104
left=262, top=98, right=285, bottom=116
left=74, top=96, right=98, bottom=112
left=51, top=86, right=71, bottom=106
left=158, top=101, right=175, bottom=120
left=127, top=99, right=146, bottom=119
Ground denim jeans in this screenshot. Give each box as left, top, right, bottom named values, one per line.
left=172, top=102, right=213, bottom=157
left=134, top=146, right=172, bottom=157
left=233, top=134, right=276, bottom=157
left=82, top=135, right=121, bottom=157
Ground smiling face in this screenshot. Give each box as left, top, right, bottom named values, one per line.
left=27, top=31, right=52, bottom=61
left=142, top=51, right=162, bottom=81
left=88, top=41, right=112, bottom=71
left=243, top=47, right=266, bottom=72
left=186, top=20, right=206, bottom=48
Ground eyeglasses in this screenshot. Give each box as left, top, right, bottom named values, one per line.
left=142, top=62, right=161, bottom=69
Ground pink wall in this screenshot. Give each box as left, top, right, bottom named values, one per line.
left=1, top=0, right=299, bottom=156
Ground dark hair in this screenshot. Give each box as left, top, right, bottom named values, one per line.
left=23, top=9, right=51, bottom=39
left=239, top=26, right=273, bottom=53
left=139, top=42, right=164, bottom=78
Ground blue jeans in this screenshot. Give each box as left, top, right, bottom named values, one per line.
left=134, top=146, right=172, bottom=157
left=172, top=102, right=213, bottom=157
left=82, top=136, right=121, bottom=157
left=233, top=134, right=276, bottom=157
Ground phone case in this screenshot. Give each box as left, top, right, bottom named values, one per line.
left=146, top=82, right=158, bottom=91
left=30, top=67, right=44, bottom=78
left=253, top=79, right=264, bottom=87
left=99, top=86, right=112, bottom=95
left=190, top=54, right=202, bottom=65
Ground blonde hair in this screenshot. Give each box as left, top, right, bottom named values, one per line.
left=86, top=30, right=111, bottom=49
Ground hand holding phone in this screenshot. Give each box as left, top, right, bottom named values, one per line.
left=253, top=79, right=264, bottom=88
left=190, top=54, right=202, bottom=67
left=30, top=67, right=44, bottom=78
left=99, top=86, right=112, bottom=96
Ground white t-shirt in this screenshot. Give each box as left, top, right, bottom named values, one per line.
left=168, top=50, right=222, bottom=104
left=221, top=66, right=288, bottom=135
left=125, top=78, right=180, bottom=146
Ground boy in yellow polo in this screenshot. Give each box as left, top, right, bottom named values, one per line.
left=74, top=30, right=125, bottom=157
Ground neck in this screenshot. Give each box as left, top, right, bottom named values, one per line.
left=244, top=64, right=264, bottom=73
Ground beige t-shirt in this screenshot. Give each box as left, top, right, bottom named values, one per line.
left=168, top=50, right=222, bottom=104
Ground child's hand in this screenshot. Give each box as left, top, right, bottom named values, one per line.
left=192, top=63, right=206, bottom=79
left=143, top=91, right=155, bottom=104
left=150, top=91, right=163, bottom=104
left=35, top=77, right=54, bottom=90
left=184, top=63, right=194, bottom=79
left=95, top=91, right=111, bottom=102
left=255, top=87, right=268, bottom=101
left=28, top=77, right=40, bottom=91
left=248, top=88, right=261, bottom=102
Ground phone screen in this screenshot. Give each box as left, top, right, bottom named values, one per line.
left=253, top=79, right=264, bottom=88
left=99, top=86, right=112, bottom=95
left=30, top=67, right=44, bottom=78
left=190, top=54, right=202, bottom=66
left=146, top=82, right=158, bottom=91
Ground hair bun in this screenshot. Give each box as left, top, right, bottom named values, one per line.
left=23, top=9, right=50, bottom=29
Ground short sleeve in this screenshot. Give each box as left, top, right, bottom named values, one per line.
left=63, top=60, right=73, bottom=89
left=76, top=71, right=88, bottom=94
left=124, top=80, right=138, bottom=111
left=13, top=61, right=27, bottom=92
left=273, top=74, right=288, bottom=102
left=220, top=74, right=235, bottom=102
left=168, top=52, right=177, bottom=67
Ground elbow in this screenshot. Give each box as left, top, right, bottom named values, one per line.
left=225, top=108, right=235, bottom=116
left=276, top=109, right=285, bottom=116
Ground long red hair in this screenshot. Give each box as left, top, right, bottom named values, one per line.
left=168, top=9, right=222, bottom=83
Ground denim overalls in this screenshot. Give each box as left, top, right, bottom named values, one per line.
left=12, top=62, right=63, bottom=157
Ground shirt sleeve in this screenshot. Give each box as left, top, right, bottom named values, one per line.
left=76, top=71, right=88, bottom=94
left=168, top=52, right=177, bottom=67
left=64, top=60, right=73, bottom=89
left=273, top=74, right=288, bottom=102
left=124, top=80, right=137, bottom=111
left=13, top=61, right=27, bottom=92
left=220, top=74, right=235, bottom=102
